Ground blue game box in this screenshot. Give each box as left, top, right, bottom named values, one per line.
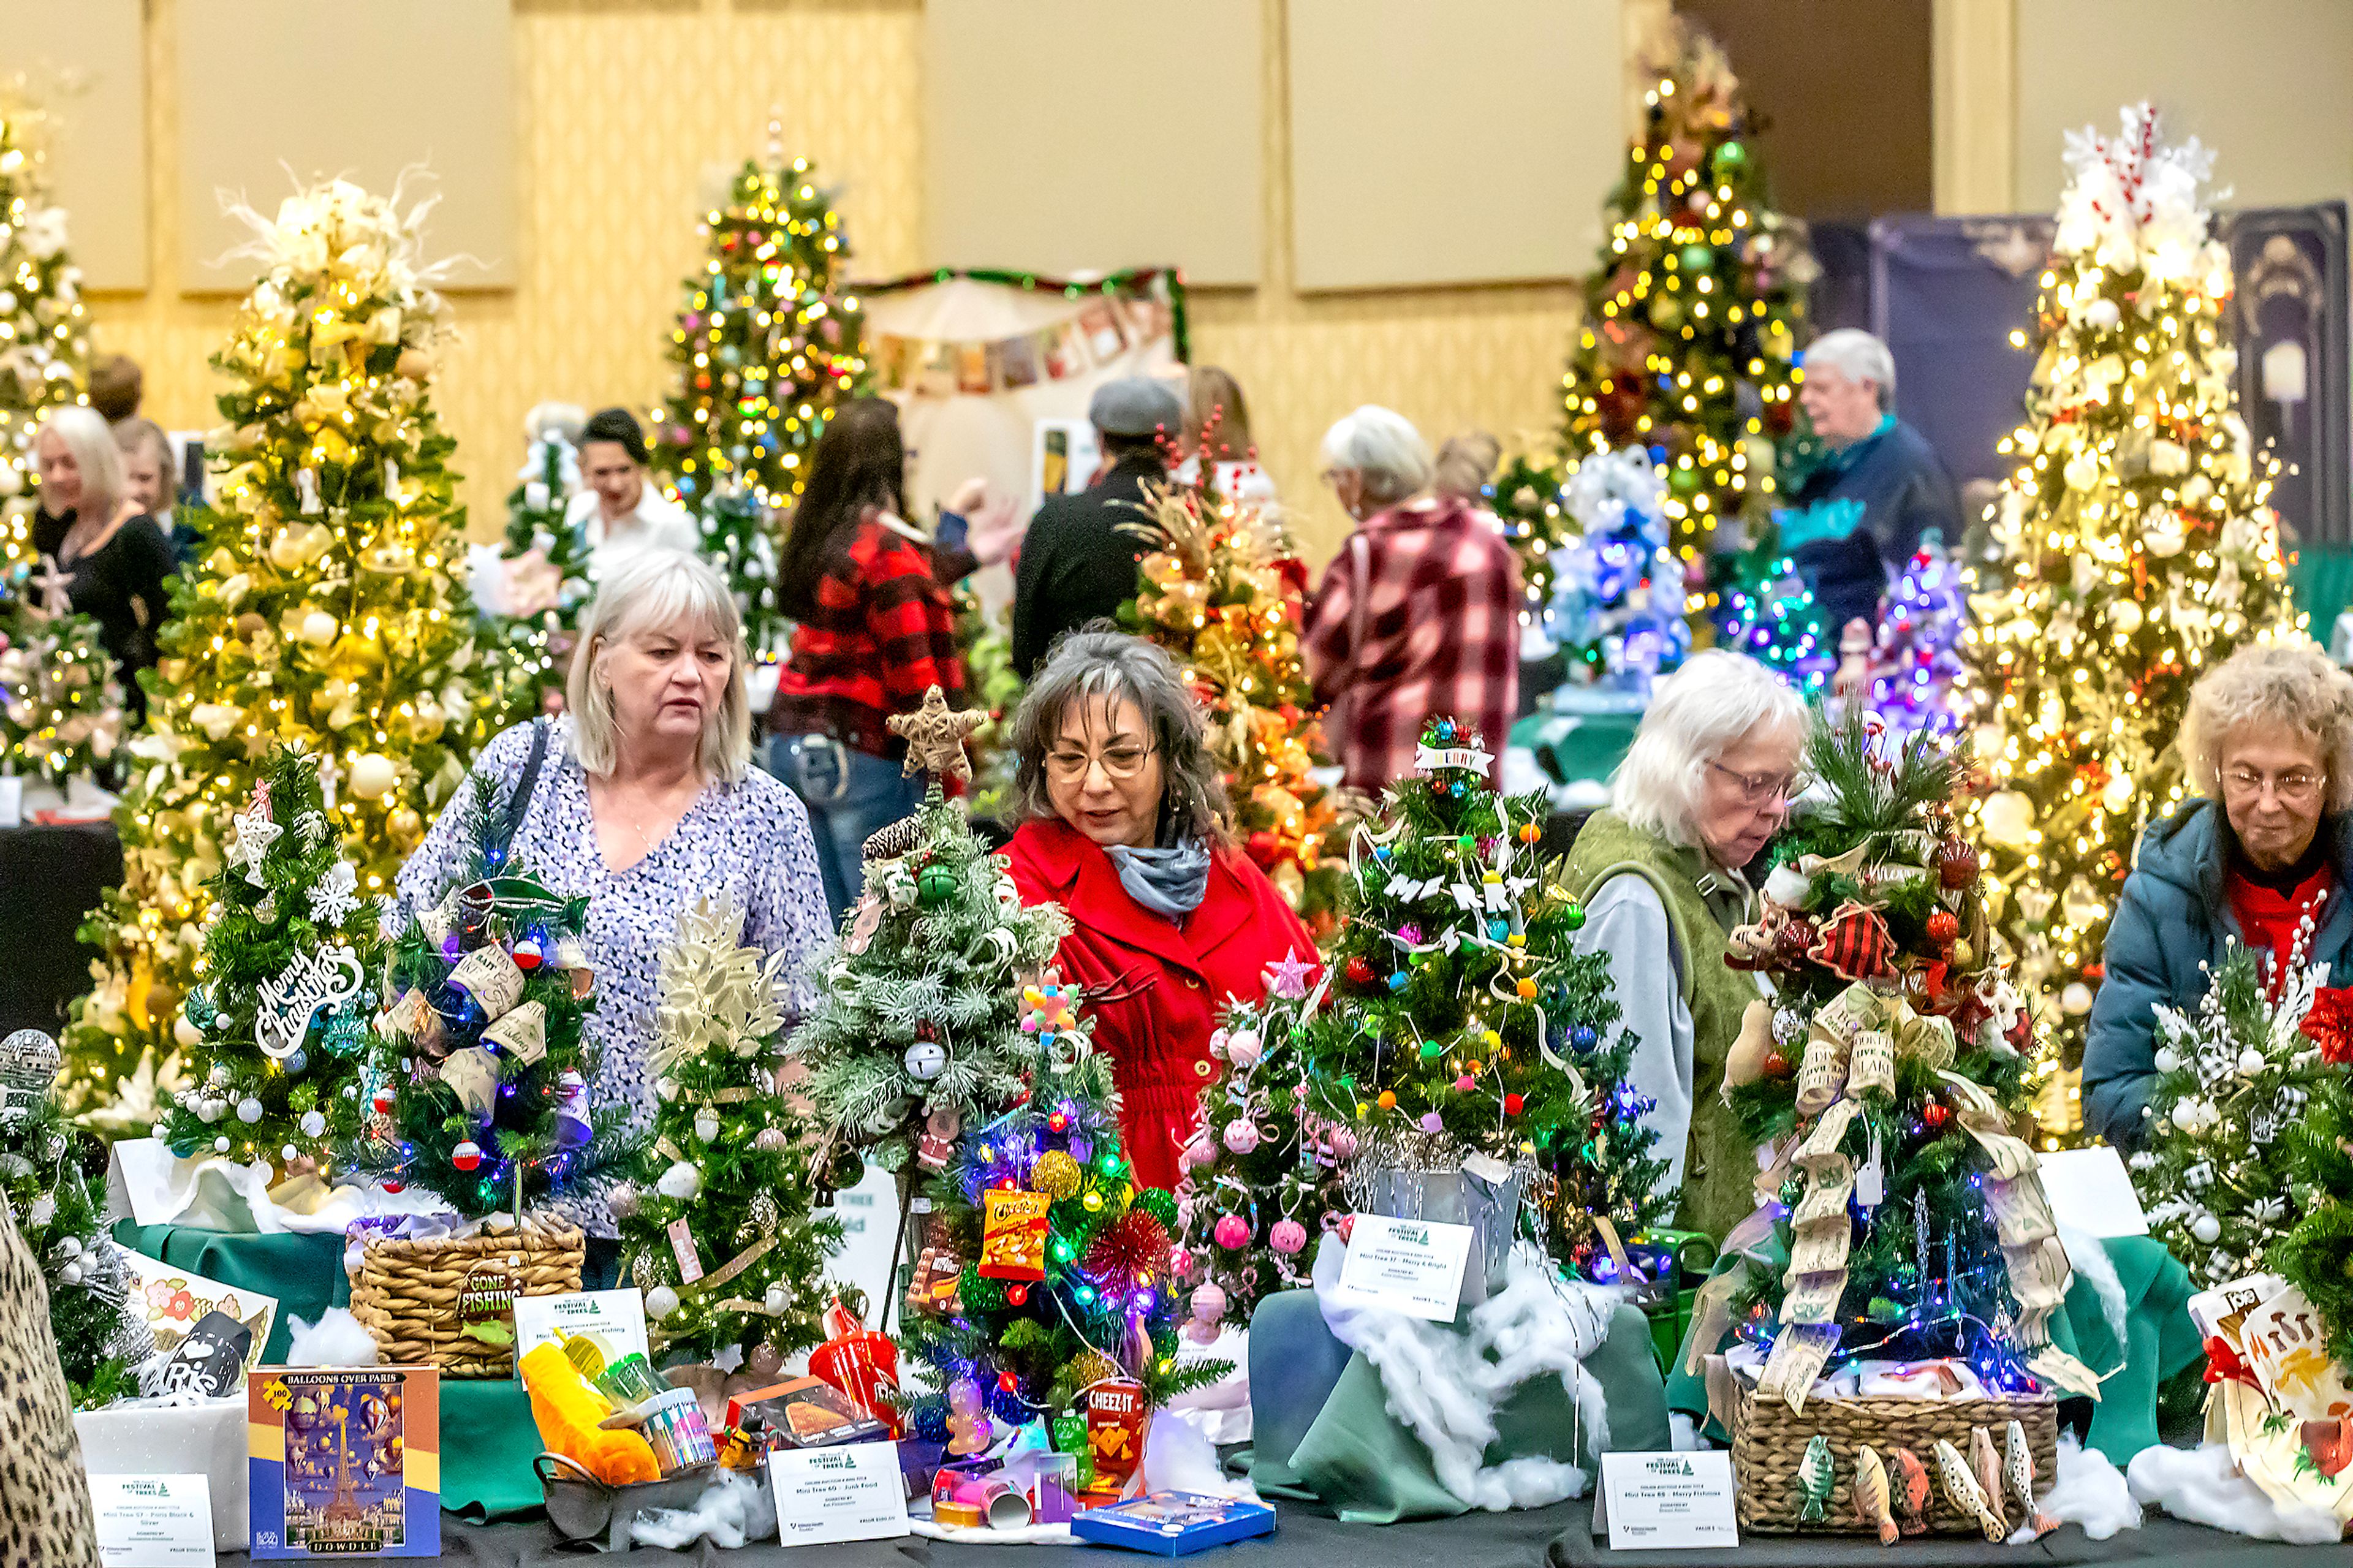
left=1070, top=1492, right=1276, bottom=1555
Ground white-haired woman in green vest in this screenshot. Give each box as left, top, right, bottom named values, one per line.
left=1558, top=649, right=1807, bottom=1240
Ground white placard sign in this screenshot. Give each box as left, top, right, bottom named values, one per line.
left=1598, top=1450, right=1740, bottom=1550
left=89, top=1474, right=215, bottom=1567
left=510, top=1289, right=651, bottom=1377
left=1330, top=1214, right=1474, bottom=1322
left=768, top=1441, right=911, bottom=1545
left=2035, top=1145, right=2150, bottom=1238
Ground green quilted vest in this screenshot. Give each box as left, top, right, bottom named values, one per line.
left=1559, top=809, right=1765, bottom=1242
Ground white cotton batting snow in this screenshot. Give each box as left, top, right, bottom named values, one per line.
left=2127, top=1442, right=2346, bottom=1544
left=2006, top=1433, right=2140, bottom=1543
left=282, top=1308, right=381, bottom=1366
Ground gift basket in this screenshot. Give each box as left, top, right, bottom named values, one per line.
left=347, top=1216, right=585, bottom=1377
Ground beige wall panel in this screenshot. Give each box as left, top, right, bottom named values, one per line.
left=1286, top=0, right=1620, bottom=291
left=0, top=0, right=147, bottom=291
left=176, top=0, right=516, bottom=291
left=925, top=0, right=1260, bottom=286
left=2015, top=0, right=2353, bottom=214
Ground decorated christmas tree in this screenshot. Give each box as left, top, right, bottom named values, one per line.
left=613, top=893, right=840, bottom=1366
left=2275, top=1065, right=2353, bottom=1371
left=1290, top=719, right=1667, bottom=1249
left=955, top=588, right=1025, bottom=822
left=358, top=757, right=618, bottom=1218
left=1540, top=445, right=1691, bottom=693
left=156, top=748, right=382, bottom=1178
left=1966, top=104, right=2299, bottom=1137
left=0, top=580, right=125, bottom=783
left=2126, top=944, right=2347, bottom=1290
left=59, top=177, right=487, bottom=1115
left=1552, top=15, right=1809, bottom=569
left=1486, top=453, right=1575, bottom=631
left=1863, top=534, right=1970, bottom=737
left=789, top=690, right=1067, bottom=1180
left=1710, top=521, right=1833, bottom=696
left=1126, top=480, right=1346, bottom=926
left=478, top=404, right=590, bottom=733
left=0, top=1026, right=151, bottom=1408
left=0, top=83, right=91, bottom=584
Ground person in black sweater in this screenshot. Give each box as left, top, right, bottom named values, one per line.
left=1010, top=377, right=1182, bottom=678
left=30, top=406, right=176, bottom=721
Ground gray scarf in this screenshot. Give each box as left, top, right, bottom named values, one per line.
left=1105, top=837, right=1213, bottom=921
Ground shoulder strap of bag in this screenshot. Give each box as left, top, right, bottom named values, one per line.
left=486, top=718, right=553, bottom=867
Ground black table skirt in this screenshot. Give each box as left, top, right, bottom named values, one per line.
left=0, top=819, right=120, bottom=1037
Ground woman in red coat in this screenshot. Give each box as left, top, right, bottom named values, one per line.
left=1002, top=631, right=1316, bottom=1192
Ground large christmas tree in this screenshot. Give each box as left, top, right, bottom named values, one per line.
left=59, top=177, right=488, bottom=1115
left=1966, top=105, right=2299, bottom=1137
left=0, top=85, right=91, bottom=584
left=614, top=893, right=841, bottom=1366
left=1538, top=445, right=1691, bottom=692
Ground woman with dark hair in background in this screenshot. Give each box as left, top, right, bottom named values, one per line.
left=766, top=397, right=965, bottom=922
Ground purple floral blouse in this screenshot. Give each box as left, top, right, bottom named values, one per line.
left=391, top=717, right=830, bottom=1235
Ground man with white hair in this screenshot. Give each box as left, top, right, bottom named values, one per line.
left=1784, top=327, right=1961, bottom=638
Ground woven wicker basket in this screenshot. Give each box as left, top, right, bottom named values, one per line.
left=349, top=1217, right=585, bottom=1377
left=1724, top=1363, right=2057, bottom=1534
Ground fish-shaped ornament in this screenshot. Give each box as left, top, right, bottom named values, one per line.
left=1969, top=1426, right=2009, bottom=1537
left=1851, top=1445, right=1898, bottom=1545
left=2005, top=1420, right=2058, bottom=1537
left=1798, top=1433, right=1836, bottom=1522
left=1889, top=1447, right=1931, bottom=1536
left=1934, top=1438, right=2006, bottom=1542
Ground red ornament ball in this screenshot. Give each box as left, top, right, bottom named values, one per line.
left=450, top=1140, right=482, bottom=1172
left=1504, top=1093, right=1525, bottom=1116
left=1925, top=909, right=1961, bottom=945
left=371, top=1087, right=395, bottom=1115
left=381, top=1177, right=405, bottom=1194
left=1007, top=1283, right=1029, bottom=1307
left=1776, top=919, right=1817, bottom=962
left=1762, top=1050, right=1790, bottom=1080
left=1345, top=955, right=1376, bottom=988
left=998, top=1371, right=1019, bottom=1394
left=1048, top=1111, right=1069, bottom=1133
left=511, top=938, right=544, bottom=972
left=1936, top=838, right=1980, bottom=889
left=1920, top=1102, right=1950, bottom=1129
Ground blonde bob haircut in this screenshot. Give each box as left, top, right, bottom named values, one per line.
left=566, top=547, right=753, bottom=783
left=1611, top=648, right=1808, bottom=847
left=2182, top=638, right=2353, bottom=814
left=36, top=404, right=127, bottom=526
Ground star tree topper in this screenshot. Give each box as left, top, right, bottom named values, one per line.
left=887, top=684, right=987, bottom=783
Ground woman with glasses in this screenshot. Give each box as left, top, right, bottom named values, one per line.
left=1556, top=650, right=1808, bottom=1239
left=1001, top=631, right=1314, bottom=1191
left=2085, top=640, right=2353, bottom=1148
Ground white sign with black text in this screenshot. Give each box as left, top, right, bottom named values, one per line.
left=1330, top=1214, right=1474, bottom=1321
left=1598, top=1451, right=1739, bottom=1550
left=768, top=1441, right=910, bottom=1545
left=89, top=1474, right=214, bottom=1567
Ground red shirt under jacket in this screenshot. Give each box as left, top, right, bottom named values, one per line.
left=1003, top=818, right=1317, bottom=1194
left=2226, top=860, right=2334, bottom=999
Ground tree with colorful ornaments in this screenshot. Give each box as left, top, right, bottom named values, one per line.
left=1966, top=104, right=2298, bottom=1137
left=156, top=747, right=382, bottom=1178
left=0, top=1027, right=151, bottom=1408
left=1540, top=445, right=1691, bottom=693
left=2126, top=944, right=2348, bottom=1290
left=59, top=176, right=487, bottom=1116
left=789, top=692, right=1067, bottom=1180
left=478, top=404, right=591, bottom=733
left=1126, top=479, right=1346, bottom=926
left=1290, top=719, right=1668, bottom=1256
left=613, top=893, right=840, bottom=1367
left=0, top=85, right=91, bottom=583
left=2274, top=1064, right=2353, bottom=1371
left=1709, top=521, right=1833, bottom=697
left=0, top=584, right=125, bottom=784
left=1485, top=453, right=1574, bottom=632
left=357, top=767, right=616, bottom=1218
left=1862, top=533, right=1971, bottom=737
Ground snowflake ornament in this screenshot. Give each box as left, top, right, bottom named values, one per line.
left=309, top=860, right=361, bottom=927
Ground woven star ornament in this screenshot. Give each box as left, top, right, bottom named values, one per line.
left=1809, top=900, right=1898, bottom=983
left=886, top=685, right=986, bottom=782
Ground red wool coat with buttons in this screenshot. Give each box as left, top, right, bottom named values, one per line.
left=1003, top=818, right=1317, bottom=1195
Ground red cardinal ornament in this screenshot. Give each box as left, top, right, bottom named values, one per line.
left=1810, top=901, right=1898, bottom=982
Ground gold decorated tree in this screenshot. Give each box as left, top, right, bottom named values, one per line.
left=0, top=82, right=92, bottom=581
left=1966, top=105, right=2298, bottom=1138
left=61, top=178, right=489, bottom=1115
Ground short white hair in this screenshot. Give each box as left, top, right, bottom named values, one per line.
left=1803, top=328, right=1896, bottom=409
left=1611, top=649, right=1808, bottom=846
left=36, top=404, right=127, bottom=525
left=1320, top=404, right=1433, bottom=508
left=567, top=548, right=753, bottom=782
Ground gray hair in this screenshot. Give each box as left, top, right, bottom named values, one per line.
left=1431, top=431, right=1501, bottom=502
left=36, top=404, right=126, bottom=525
left=566, top=548, right=753, bottom=783
left=1320, top=404, right=1432, bottom=509
left=1009, top=629, right=1231, bottom=845
left=1804, top=328, right=1896, bottom=409
left=1611, top=649, right=1808, bottom=846
left=2182, top=638, right=2353, bottom=813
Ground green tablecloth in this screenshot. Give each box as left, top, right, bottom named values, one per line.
left=1662, top=1233, right=2202, bottom=1466
left=111, top=1221, right=548, bottom=1521
left=1511, top=704, right=1642, bottom=790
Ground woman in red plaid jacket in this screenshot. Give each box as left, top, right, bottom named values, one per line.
left=768, top=398, right=966, bottom=923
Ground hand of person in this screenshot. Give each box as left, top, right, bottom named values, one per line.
left=946, top=476, right=990, bottom=515
left=968, top=493, right=1024, bottom=567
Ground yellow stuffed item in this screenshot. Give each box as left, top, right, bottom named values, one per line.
left=520, top=1341, right=659, bottom=1486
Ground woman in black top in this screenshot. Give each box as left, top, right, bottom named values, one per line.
left=32, top=406, right=175, bottom=720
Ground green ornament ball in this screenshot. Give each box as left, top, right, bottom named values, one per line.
left=1563, top=901, right=1588, bottom=931
left=1680, top=243, right=1715, bottom=273
left=1131, top=1188, right=1179, bottom=1231
left=1711, top=140, right=1748, bottom=175
left=917, top=863, right=958, bottom=907
left=1418, top=1039, right=1445, bottom=1061
left=959, top=1264, right=1006, bottom=1315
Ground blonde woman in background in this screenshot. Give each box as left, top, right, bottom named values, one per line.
left=31, top=405, right=176, bottom=720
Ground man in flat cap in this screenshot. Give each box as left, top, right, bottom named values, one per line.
left=1010, top=377, right=1182, bottom=678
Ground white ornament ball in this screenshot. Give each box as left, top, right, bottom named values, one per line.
left=175, top=1013, right=203, bottom=1049
left=2153, top=1046, right=2181, bottom=1074
left=694, top=1111, right=720, bottom=1143
left=1978, top=790, right=2038, bottom=850
left=1221, top=1119, right=1261, bottom=1156
left=300, top=610, right=339, bottom=647
left=1224, top=1030, right=1263, bottom=1072
left=348, top=753, right=397, bottom=800
left=58, top=1260, right=83, bottom=1287
left=764, top=1284, right=790, bottom=1313
left=2109, top=599, right=2143, bottom=635
left=236, top=1096, right=264, bottom=1124
left=656, top=1160, right=702, bottom=1201
left=214, top=1137, right=231, bottom=1154
left=300, top=1110, right=327, bottom=1139
left=198, top=1098, right=227, bottom=1124
left=2059, top=982, right=2094, bottom=1017
left=2237, top=1048, right=2268, bottom=1077
left=2084, top=297, right=2122, bottom=331
left=903, top=1041, right=948, bottom=1082
left=1764, top=863, right=1814, bottom=909
left=282, top=1143, right=299, bottom=1162
left=607, top=1183, right=640, bottom=1221
left=2190, top=1213, right=2222, bottom=1244
left=645, top=1285, right=681, bottom=1321
left=27, top=1194, right=53, bottom=1227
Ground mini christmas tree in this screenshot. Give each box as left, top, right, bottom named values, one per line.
left=1126, top=480, right=1346, bottom=926
left=360, top=762, right=618, bottom=1218
left=1709, top=523, right=1832, bottom=696
left=1291, top=719, right=1665, bottom=1230
left=1966, top=105, right=2298, bottom=1137
left=1863, top=534, right=1970, bottom=737
left=1542, top=445, right=1691, bottom=693
left=789, top=689, right=1067, bottom=1180
left=0, top=580, right=125, bottom=783
left=613, top=893, right=841, bottom=1367
left=2126, top=944, right=2347, bottom=1290
left=0, top=84, right=91, bottom=583
left=0, top=1026, right=151, bottom=1408
left=479, top=405, right=591, bottom=733
left=155, top=748, right=382, bottom=1178
left=2275, top=1064, right=2353, bottom=1373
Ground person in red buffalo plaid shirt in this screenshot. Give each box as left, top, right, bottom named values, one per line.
left=768, top=398, right=966, bottom=920
left=1303, top=406, right=1520, bottom=792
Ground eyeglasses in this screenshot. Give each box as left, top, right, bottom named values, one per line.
left=1709, top=761, right=1809, bottom=807
left=1045, top=743, right=1158, bottom=782
left=2222, top=767, right=2324, bottom=804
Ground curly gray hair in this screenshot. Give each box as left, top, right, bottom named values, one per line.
left=2182, top=639, right=2353, bottom=813
left=1008, top=629, right=1232, bottom=844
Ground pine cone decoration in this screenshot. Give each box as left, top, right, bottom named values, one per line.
left=863, top=816, right=920, bottom=862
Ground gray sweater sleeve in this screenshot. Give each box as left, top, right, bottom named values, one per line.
left=1572, top=873, right=1695, bottom=1202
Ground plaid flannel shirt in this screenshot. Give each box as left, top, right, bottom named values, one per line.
left=1303, top=494, right=1521, bottom=792
left=770, top=514, right=965, bottom=759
